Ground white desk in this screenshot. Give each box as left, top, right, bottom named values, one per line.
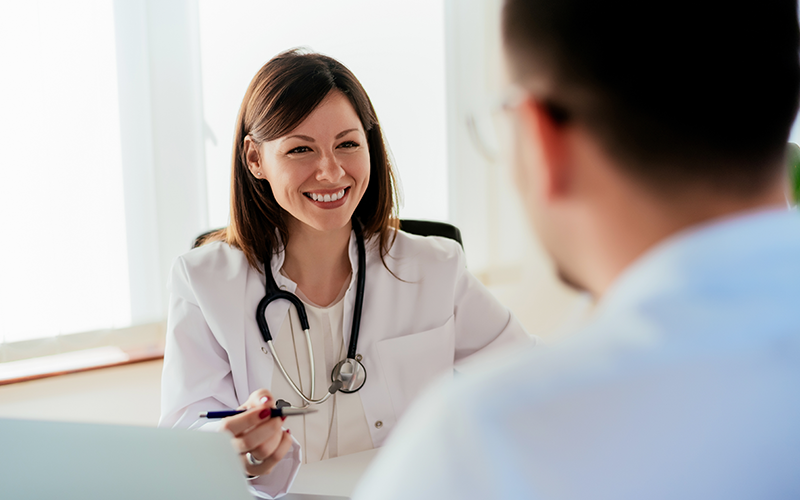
left=287, top=448, right=380, bottom=498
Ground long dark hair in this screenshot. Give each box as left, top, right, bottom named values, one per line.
left=205, top=49, right=400, bottom=272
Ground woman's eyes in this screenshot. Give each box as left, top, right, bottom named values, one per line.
left=287, top=145, right=312, bottom=154
left=285, top=141, right=359, bottom=155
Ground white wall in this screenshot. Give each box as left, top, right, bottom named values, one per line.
left=445, top=0, right=588, bottom=339
left=198, top=0, right=449, bottom=228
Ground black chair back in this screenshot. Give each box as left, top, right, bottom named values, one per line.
left=193, top=219, right=463, bottom=249
left=398, top=219, right=463, bottom=248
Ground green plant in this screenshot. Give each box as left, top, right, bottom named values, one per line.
left=788, top=142, right=800, bottom=205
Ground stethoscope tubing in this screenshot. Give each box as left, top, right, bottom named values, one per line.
left=265, top=340, right=337, bottom=405
left=348, top=222, right=367, bottom=360
left=256, top=220, right=367, bottom=404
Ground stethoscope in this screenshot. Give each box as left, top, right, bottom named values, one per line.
left=255, top=221, right=367, bottom=406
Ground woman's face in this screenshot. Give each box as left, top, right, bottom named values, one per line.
left=252, top=91, right=371, bottom=234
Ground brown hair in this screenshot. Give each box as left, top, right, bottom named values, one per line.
left=502, top=0, right=800, bottom=194
left=204, top=49, right=399, bottom=272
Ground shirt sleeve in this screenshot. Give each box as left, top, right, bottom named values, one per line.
left=351, top=376, right=503, bottom=500
left=450, top=245, right=537, bottom=370
left=159, top=256, right=302, bottom=498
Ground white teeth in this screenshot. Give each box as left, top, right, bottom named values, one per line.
left=309, top=189, right=346, bottom=203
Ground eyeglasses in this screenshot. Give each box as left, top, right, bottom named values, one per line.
left=466, top=87, right=572, bottom=165
left=465, top=86, right=528, bottom=165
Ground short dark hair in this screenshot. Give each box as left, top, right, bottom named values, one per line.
left=502, top=0, right=800, bottom=194
left=205, top=49, right=399, bottom=272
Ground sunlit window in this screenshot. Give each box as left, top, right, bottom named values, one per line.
left=0, top=1, right=130, bottom=343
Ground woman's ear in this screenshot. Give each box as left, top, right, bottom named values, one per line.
left=518, top=97, right=573, bottom=200
left=243, top=136, right=264, bottom=179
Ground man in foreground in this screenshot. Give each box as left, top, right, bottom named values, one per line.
left=353, top=1, right=800, bottom=498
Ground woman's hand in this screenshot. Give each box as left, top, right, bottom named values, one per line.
left=219, top=389, right=294, bottom=477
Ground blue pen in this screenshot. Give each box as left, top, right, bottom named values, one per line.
left=199, top=407, right=317, bottom=419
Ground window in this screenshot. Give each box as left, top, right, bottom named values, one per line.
left=0, top=1, right=130, bottom=344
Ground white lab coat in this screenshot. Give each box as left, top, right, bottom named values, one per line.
left=159, top=229, right=533, bottom=498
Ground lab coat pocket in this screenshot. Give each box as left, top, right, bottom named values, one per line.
left=375, top=316, right=455, bottom=414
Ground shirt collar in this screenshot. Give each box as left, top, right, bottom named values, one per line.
left=596, top=207, right=800, bottom=319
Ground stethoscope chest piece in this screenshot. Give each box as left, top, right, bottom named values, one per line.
left=331, top=358, right=367, bottom=393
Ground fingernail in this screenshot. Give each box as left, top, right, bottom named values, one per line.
left=281, top=416, right=286, bottom=422
left=259, top=409, right=270, bottom=419
left=286, top=429, right=291, bottom=435
left=259, top=396, right=269, bottom=404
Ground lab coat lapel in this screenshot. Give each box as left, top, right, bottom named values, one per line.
left=342, top=232, right=398, bottom=447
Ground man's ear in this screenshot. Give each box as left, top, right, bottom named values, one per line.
left=518, top=97, right=572, bottom=199
left=243, top=136, right=263, bottom=178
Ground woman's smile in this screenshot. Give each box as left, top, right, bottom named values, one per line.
left=303, top=187, right=351, bottom=208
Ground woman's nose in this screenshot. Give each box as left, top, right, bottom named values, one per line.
left=316, top=151, right=345, bottom=181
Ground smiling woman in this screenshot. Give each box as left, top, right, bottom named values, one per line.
left=246, top=92, right=371, bottom=238
left=203, top=50, right=399, bottom=279
left=159, top=50, right=534, bottom=499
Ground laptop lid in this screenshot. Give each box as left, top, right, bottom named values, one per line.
left=0, top=418, right=254, bottom=500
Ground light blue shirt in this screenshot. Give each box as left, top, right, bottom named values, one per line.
left=353, top=208, right=800, bottom=500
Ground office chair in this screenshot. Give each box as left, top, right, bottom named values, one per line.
left=398, top=219, right=463, bottom=248
left=193, top=220, right=463, bottom=249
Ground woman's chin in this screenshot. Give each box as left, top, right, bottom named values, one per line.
left=293, top=213, right=355, bottom=235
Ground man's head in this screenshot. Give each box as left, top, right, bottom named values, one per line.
left=501, top=0, right=800, bottom=294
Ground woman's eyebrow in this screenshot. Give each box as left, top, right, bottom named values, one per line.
left=282, top=128, right=359, bottom=143
left=284, top=134, right=315, bottom=142
left=335, top=128, right=359, bottom=139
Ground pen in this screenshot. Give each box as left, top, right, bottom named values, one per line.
left=199, top=407, right=317, bottom=419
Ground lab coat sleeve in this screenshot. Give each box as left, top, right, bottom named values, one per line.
left=159, top=256, right=302, bottom=499
left=159, top=256, right=240, bottom=431
left=451, top=245, right=537, bottom=370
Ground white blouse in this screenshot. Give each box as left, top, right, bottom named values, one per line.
left=270, top=274, right=373, bottom=464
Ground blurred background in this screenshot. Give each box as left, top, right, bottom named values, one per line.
left=3, top=0, right=795, bottom=426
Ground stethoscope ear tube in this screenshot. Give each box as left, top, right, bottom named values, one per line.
left=348, top=221, right=366, bottom=360
left=256, top=272, right=311, bottom=343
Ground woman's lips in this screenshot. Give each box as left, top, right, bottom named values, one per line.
left=303, top=187, right=350, bottom=209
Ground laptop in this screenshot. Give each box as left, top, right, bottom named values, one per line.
left=0, top=418, right=347, bottom=500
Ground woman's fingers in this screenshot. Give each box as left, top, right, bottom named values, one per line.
left=229, top=414, right=283, bottom=454
left=222, top=388, right=292, bottom=477
left=238, top=388, right=274, bottom=411
left=243, top=429, right=294, bottom=476
left=220, top=397, right=274, bottom=437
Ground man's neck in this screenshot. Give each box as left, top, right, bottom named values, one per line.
left=583, top=177, right=788, bottom=298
